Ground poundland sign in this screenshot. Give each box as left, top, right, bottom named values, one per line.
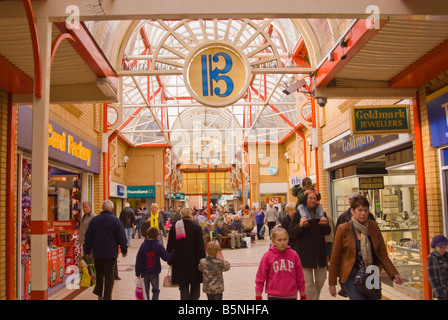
left=127, top=186, right=155, bottom=198
left=350, top=105, right=410, bottom=135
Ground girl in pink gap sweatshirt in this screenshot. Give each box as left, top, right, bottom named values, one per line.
left=255, top=228, right=307, bottom=300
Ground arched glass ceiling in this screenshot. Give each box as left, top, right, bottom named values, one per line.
left=85, top=18, right=354, bottom=165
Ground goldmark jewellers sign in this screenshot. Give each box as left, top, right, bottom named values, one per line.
left=350, top=105, right=410, bottom=135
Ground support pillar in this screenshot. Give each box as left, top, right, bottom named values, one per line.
left=30, top=17, right=51, bottom=300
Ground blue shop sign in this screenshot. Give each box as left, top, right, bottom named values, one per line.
left=17, top=105, right=101, bottom=174
left=117, top=185, right=125, bottom=196
left=427, top=86, right=448, bottom=147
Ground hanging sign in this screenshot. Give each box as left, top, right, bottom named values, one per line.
left=427, top=86, right=448, bottom=147
left=127, top=185, right=155, bottom=198
left=17, top=105, right=101, bottom=174
left=183, top=41, right=250, bottom=107
left=350, top=105, right=410, bottom=135
left=359, top=177, right=384, bottom=190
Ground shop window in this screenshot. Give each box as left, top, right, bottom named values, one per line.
left=331, top=163, right=420, bottom=296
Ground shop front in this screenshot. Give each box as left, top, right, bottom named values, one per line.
left=426, top=85, right=448, bottom=236
left=16, top=105, right=101, bottom=299
left=127, top=185, right=156, bottom=211
left=110, top=181, right=128, bottom=216
left=259, top=182, right=288, bottom=210
left=323, top=130, right=421, bottom=297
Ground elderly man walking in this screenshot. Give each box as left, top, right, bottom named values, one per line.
left=85, top=200, right=128, bottom=300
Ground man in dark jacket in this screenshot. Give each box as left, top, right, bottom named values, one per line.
left=119, top=202, right=135, bottom=246
left=287, top=190, right=331, bottom=300
left=85, top=200, right=128, bottom=300
left=167, top=208, right=206, bottom=300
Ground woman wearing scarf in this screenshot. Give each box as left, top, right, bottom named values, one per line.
left=288, top=190, right=331, bottom=300
left=142, top=203, right=167, bottom=246
left=328, top=194, right=403, bottom=300
left=167, top=207, right=206, bottom=300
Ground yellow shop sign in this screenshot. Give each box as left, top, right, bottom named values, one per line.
left=48, top=123, right=92, bottom=166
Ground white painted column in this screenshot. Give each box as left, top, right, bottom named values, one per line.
left=30, top=17, right=51, bottom=300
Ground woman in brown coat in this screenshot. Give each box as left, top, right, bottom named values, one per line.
left=328, top=194, right=403, bottom=300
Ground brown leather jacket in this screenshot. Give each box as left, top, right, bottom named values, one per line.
left=328, top=220, right=399, bottom=285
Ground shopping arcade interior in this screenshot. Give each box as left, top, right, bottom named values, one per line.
left=1, top=1, right=448, bottom=300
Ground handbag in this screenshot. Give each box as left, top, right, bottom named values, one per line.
left=350, top=221, right=382, bottom=300
left=163, top=266, right=178, bottom=288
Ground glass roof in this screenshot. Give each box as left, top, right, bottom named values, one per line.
left=91, top=18, right=354, bottom=165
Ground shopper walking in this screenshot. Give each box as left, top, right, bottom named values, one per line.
left=84, top=200, right=128, bottom=300
left=142, top=203, right=167, bottom=245
left=280, top=202, right=296, bottom=247
left=167, top=207, right=206, bottom=300
left=328, top=194, right=403, bottom=300
left=79, top=201, right=96, bottom=254
left=288, top=190, right=330, bottom=300
left=427, top=235, right=448, bottom=300
left=255, top=228, right=307, bottom=300
left=255, top=207, right=266, bottom=240
left=265, top=202, right=277, bottom=238
left=132, top=207, right=143, bottom=239
left=198, top=241, right=231, bottom=300
left=135, top=227, right=174, bottom=300
left=119, top=203, right=135, bottom=246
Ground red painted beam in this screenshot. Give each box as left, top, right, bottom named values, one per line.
left=249, top=85, right=296, bottom=128
left=390, top=38, right=448, bottom=88
left=136, top=144, right=169, bottom=148
left=22, top=0, right=42, bottom=97
left=0, top=54, right=34, bottom=94
left=51, top=32, right=76, bottom=65
left=411, top=94, right=432, bottom=300
left=6, top=96, right=16, bottom=300
left=118, top=86, right=162, bottom=130
left=291, top=37, right=310, bottom=68
left=315, top=19, right=388, bottom=87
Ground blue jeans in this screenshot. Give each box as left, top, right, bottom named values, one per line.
left=143, top=273, right=160, bottom=300
left=299, top=205, right=325, bottom=221
left=344, top=269, right=367, bottom=300
left=124, top=228, right=132, bottom=245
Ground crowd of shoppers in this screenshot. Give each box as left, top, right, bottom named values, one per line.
left=79, top=182, right=447, bottom=300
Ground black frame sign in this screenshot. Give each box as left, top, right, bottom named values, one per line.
left=350, top=105, right=410, bottom=135
left=359, top=177, right=384, bottom=190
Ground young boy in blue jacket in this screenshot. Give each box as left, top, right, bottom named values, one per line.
left=135, top=227, right=174, bottom=300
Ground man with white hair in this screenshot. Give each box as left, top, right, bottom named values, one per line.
left=84, top=200, right=128, bottom=300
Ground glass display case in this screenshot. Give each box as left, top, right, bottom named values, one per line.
left=331, top=163, right=421, bottom=297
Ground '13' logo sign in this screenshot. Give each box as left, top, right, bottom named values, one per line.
left=201, top=52, right=234, bottom=98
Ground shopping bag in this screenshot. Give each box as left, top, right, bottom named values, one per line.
left=87, top=262, right=96, bottom=286
left=244, top=236, right=252, bottom=248
left=80, top=266, right=92, bottom=287
left=80, top=259, right=96, bottom=287
left=163, top=267, right=178, bottom=288
left=135, top=278, right=147, bottom=300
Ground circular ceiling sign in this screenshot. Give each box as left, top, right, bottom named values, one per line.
left=184, top=41, right=250, bottom=108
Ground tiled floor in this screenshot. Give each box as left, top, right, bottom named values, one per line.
left=50, top=236, right=415, bottom=301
